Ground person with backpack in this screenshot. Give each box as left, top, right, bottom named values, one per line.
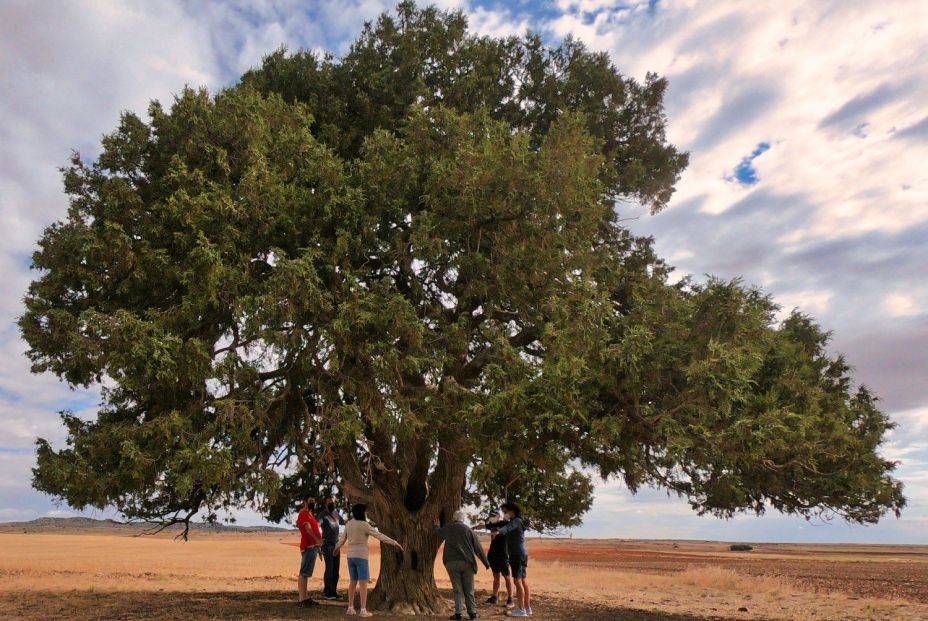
left=435, top=510, right=491, bottom=620
left=483, top=511, right=514, bottom=609
left=493, top=502, right=531, bottom=617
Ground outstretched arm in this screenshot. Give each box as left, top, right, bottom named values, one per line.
left=369, top=524, right=403, bottom=550
left=494, top=517, right=521, bottom=536
left=473, top=530, right=490, bottom=568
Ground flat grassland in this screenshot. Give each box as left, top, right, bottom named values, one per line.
left=1, top=527, right=927, bottom=621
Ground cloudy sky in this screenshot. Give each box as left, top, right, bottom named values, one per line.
left=1, top=0, right=926, bottom=543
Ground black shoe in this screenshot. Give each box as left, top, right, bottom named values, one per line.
left=323, top=594, right=339, bottom=600
left=468, top=613, right=480, bottom=620
left=449, top=615, right=463, bottom=620
left=485, top=596, right=498, bottom=604
left=298, top=598, right=318, bottom=607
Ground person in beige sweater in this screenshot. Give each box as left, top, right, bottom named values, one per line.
left=334, top=504, right=404, bottom=617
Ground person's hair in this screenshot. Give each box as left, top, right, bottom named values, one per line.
left=351, top=503, right=367, bottom=521
left=452, top=510, right=467, bottom=523
left=500, top=501, right=521, bottom=517
left=303, top=494, right=315, bottom=505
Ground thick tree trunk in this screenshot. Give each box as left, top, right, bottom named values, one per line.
left=366, top=496, right=445, bottom=615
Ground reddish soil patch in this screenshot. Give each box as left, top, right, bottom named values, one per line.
left=528, top=540, right=928, bottom=603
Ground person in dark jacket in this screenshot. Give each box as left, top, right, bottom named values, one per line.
left=435, top=510, right=490, bottom=620
left=483, top=511, right=514, bottom=608
left=316, top=494, right=345, bottom=599
left=494, top=502, right=531, bottom=617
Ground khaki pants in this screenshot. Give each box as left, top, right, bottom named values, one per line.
left=445, top=560, right=477, bottom=615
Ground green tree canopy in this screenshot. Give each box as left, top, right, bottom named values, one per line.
left=21, top=2, right=903, bottom=612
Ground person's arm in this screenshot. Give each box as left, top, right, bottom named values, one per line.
left=433, top=519, right=446, bottom=542
left=368, top=523, right=403, bottom=549
left=333, top=528, right=347, bottom=552
left=494, top=517, right=519, bottom=536
left=473, top=530, right=490, bottom=569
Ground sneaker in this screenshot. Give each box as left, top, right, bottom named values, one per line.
left=507, top=609, right=528, bottom=618
left=505, top=599, right=514, bottom=609
left=324, top=594, right=339, bottom=600
left=468, top=613, right=480, bottom=620
left=526, top=607, right=533, bottom=616
left=484, top=596, right=498, bottom=605
left=359, top=610, right=373, bottom=618
left=450, top=615, right=463, bottom=621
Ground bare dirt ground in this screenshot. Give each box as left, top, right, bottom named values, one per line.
left=1, top=528, right=926, bottom=621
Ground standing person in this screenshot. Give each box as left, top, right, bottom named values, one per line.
left=483, top=512, right=514, bottom=609
left=494, top=502, right=531, bottom=617
left=435, top=510, right=490, bottom=620
left=334, top=504, right=404, bottom=618
left=318, top=494, right=346, bottom=600
left=296, top=495, right=323, bottom=606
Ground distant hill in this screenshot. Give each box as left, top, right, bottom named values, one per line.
left=0, top=516, right=296, bottom=534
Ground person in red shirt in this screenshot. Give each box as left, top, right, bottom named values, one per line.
left=296, top=495, right=323, bottom=606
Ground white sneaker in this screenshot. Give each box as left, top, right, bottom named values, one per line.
left=507, top=609, right=528, bottom=617
left=526, top=607, right=533, bottom=616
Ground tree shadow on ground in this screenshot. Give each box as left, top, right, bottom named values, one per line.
left=0, top=588, right=740, bottom=621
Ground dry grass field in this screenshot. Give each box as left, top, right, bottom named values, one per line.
left=1, top=526, right=927, bottom=621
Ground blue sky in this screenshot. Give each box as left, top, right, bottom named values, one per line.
left=1, top=0, right=927, bottom=543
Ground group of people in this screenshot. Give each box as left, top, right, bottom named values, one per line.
left=294, top=495, right=533, bottom=619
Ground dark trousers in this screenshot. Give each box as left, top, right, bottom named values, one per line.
left=322, top=543, right=340, bottom=596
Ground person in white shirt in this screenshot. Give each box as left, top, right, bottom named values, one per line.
left=334, top=503, right=404, bottom=617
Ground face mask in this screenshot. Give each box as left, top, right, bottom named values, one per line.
left=327, top=503, right=335, bottom=512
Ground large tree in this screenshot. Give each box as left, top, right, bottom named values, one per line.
left=21, top=2, right=903, bottom=613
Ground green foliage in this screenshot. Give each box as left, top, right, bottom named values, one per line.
left=22, top=2, right=902, bottom=539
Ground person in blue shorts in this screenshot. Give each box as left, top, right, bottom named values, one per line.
left=334, top=504, right=404, bottom=617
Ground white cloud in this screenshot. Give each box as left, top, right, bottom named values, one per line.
left=883, top=292, right=924, bottom=318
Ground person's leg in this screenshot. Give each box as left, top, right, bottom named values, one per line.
left=298, top=548, right=311, bottom=602
left=357, top=559, right=372, bottom=616
left=504, top=574, right=514, bottom=602
left=299, top=575, right=308, bottom=602
left=348, top=580, right=357, bottom=612
left=359, top=581, right=369, bottom=614
left=447, top=562, right=465, bottom=615
left=332, top=546, right=341, bottom=595
left=512, top=577, right=524, bottom=612
left=523, top=578, right=531, bottom=612
left=323, top=546, right=337, bottom=596
left=462, top=567, right=477, bottom=617
left=492, top=572, right=500, bottom=599
left=347, top=558, right=359, bottom=613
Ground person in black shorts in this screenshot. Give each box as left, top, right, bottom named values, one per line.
left=483, top=511, right=514, bottom=608
left=494, top=502, right=531, bottom=617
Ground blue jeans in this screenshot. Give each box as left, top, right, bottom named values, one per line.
left=322, top=543, right=340, bottom=596
left=347, top=557, right=370, bottom=582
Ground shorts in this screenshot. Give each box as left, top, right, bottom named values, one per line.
left=489, top=555, right=510, bottom=576
left=300, top=547, right=318, bottom=577
left=509, top=555, right=528, bottom=579
left=347, top=557, right=371, bottom=582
